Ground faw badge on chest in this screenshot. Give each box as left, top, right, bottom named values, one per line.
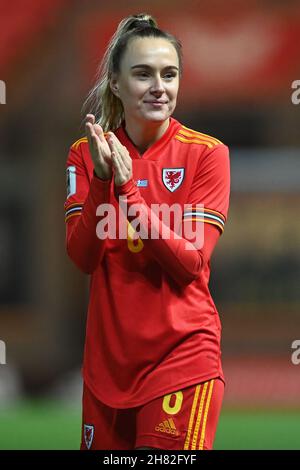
left=84, top=424, right=94, bottom=449
left=162, top=168, right=185, bottom=192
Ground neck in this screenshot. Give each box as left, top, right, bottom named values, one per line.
left=124, top=118, right=170, bottom=154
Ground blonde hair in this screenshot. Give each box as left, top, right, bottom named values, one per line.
left=81, top=13, right=183, bottom=132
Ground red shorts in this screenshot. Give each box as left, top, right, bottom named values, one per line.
left=80, top=378, right=224, bottom=450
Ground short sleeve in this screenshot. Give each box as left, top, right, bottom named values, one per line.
left=183, top=144, right=230, bottom=234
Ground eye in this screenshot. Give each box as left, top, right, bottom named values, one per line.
left=136, top=71, right=149, bottom=78
left=164, top=72, right=177, bottom=80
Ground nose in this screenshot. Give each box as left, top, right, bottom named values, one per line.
left=150, top=75, right=165, bottom=94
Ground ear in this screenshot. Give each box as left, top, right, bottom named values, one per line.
left=110, top=75, right=120, bottom=98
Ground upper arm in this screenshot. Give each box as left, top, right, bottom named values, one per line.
left=182, top=144, right=230, bottom=264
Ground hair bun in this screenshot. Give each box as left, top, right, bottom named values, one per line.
left=134, top=19, right=153, bottom=29
left=128, top=14, right=157, bottom=31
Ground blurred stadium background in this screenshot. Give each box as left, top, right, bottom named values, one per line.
left=0, top=0, right=300, bottom=450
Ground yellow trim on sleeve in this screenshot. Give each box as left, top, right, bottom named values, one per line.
left=65, top=212, right=82, bottom=223
left=183, top=218, right=224, bottom=233
left=71, top=137, right=88, bottom=150
left=174, top=135, right=214, bottom=148
left=180, top=126, right=223, bottom=145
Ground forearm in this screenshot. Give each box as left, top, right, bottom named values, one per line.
left=66, top=173, right=111, bottom=274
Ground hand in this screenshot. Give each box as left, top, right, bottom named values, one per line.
left=107, top=133, right=133, bottom=186
left=85, top=114, right=112, bottom=180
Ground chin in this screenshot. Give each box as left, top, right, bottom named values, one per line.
left=141, top=111, right=171, bottom=123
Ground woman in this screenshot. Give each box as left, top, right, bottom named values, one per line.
left=64, top=13, right=230, bottom=450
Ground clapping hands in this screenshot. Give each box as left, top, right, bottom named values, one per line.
left=85, top=114, right=132, bottom=186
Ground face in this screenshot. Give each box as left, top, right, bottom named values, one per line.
left=110, top=37, right=180, bottom=124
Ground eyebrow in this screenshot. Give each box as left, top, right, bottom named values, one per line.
left=131, top=64, right=179, bottom=71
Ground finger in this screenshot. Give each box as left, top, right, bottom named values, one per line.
left=114, top=138, right=132, bottom=168
left=85, top=120, right=96, bottom=136
left=122, top=148, right=132, bottom=171
left=86, top=122, right=105, bottom=162
left=94, top=123, right=107, bottom=144
left=85, top=114, right=95, bottom=125
left=85, top=121, right=98, bottom=147
left=108, top=134, right=131, bottom=171
left=86, top=121, right=103, bottom=148
left=119, top=149, right=131, bottom=172
left=111, top=149, right=128, bottom=180
left=85, top=121, right=94, bottom=148
left=107, top=137, right=128, bottom=171
left=109, top=133, right=125, bottom=155
left=86, top=114, right=107, bottom=146
left=106, top=134, right=116, bottom=154
left=111, top=151, right=124, bottom=183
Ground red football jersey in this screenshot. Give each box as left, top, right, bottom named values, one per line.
left=64, top=117, right=230, bottom=408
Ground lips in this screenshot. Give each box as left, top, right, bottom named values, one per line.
left=144, top=100, right=168, bottom=104
left=144, top=101, right=168, bottom=109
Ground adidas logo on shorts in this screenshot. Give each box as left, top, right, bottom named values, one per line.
left=155, top=418, right=179, bottom=436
